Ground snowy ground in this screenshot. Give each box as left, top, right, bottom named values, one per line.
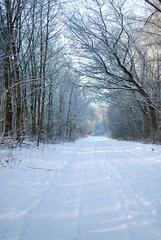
left=0, top=136, right=161, bottom=240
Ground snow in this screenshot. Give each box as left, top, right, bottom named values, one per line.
left=0, top=136, right=161, bottom=240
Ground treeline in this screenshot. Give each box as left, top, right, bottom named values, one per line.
left=1, top=0, right=161, bottom=145
left=0, top=0, right=92, bottom=145
left=106, top=1, right=161, bottom=142
left=65, top=0, right=161, bottom=143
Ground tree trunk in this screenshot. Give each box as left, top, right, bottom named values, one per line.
left=37, top=0, right=50, bottom=145
left=12, top=42, right=21, bottom=134
left=3, top=52, right=12, bottom=136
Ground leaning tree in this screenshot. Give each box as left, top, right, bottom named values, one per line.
left=65, top=0, right=160, bottom=140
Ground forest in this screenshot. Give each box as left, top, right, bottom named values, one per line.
left=0, top=0, right=161, bottom=145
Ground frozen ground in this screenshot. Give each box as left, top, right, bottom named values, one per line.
left=0, top=136, right=161, bottom=240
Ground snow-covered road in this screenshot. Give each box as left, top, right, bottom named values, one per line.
left=1, top=136, right=161, bottom=240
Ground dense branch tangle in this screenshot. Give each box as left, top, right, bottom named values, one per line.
left=67, top=0, right=160, bottom=140
left=0, top=0, right=92, bottom=144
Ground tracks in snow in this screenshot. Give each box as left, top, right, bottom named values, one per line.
left=1, top=136, right=161, bottom=240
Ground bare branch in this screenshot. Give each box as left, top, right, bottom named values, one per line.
left=145, top=0, right=161, bottom=12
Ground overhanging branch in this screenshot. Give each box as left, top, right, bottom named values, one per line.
left=145, top=0, right=161, bottom=12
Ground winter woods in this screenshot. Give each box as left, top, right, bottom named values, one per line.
left=0, top=0, right=92, bottom=144
left=1, top=0, right=161, bottom=144
left=65, top=0, right=161, bottom=142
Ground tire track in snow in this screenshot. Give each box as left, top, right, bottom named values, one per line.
left=1, top=136, right=161, bottom=240
left=111, top=156, right=161, bottom=214
left=95, top=151, right=131, bottom=240
left=102, top=151, right=161, bottom=240
left=74, top=140, right=131, bottom=240
left=19, top=141, right=87, bottom=240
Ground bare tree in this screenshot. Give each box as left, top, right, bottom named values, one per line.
left=0, top=0, right=96, bottom=144
left=66, top=0, right=158, bottom=139
left=0, top=0, right=27, bottom=137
